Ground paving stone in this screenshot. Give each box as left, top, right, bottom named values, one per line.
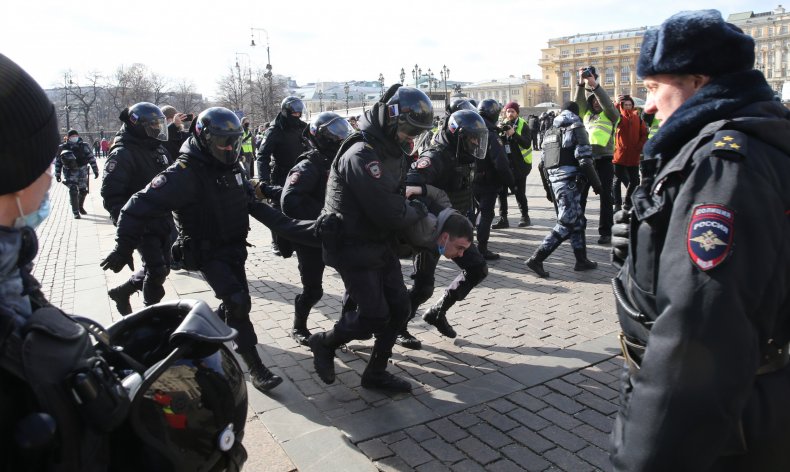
left=451, top=459, right=488, bottom=472
left=356, top=439, right=393, bottom=461
left=389, top=438, right=434, bottom=468
left=538, top=407, right=583, bottom=430
left=542, top=392, right=585, bottom=415
left=426, top=417, right=469, bottom=443
left=572, top=424, right=612, bottom=451
left=455, top=436, right=501, bottom=465
left=577, top=445, right=611, bottom=471
left=476, top=406, right=520, bottom=432
left=575, top=408, right=615, bottom=433
left=468, top=423, right=513, bottom=449
left=575, top=392, right=619, bottom=416
left=486, top=457, right=532, bottom=472
left=500, top=444, right=552, bottom=471
left=406, top=424, right=437, bottom=442
left=507, top=407, right=552, bottom=431
left=543, top=446, right=596, bottom=472
left=421, top=437, right=465, bottom=463
left=416, top=460, right=453, bottom=472
left=538, top=425, right=588, bottom=453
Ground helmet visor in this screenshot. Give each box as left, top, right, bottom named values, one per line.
left=143, top=117, right=169, bottom=142
left=207, top=133, right=242, bottom=166
left=313, top=116, right=353, bottom=142
left=397, top=118, right=432, bottom=139
left=461, top=128, right=488, bottom=160
left=286, top=98, right=306, bottom=115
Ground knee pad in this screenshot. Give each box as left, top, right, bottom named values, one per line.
left=223, top=292, right=252, bottom=320
left=298, top=287, right=323, bottom=308
left=145, top=265, right=170, bottom=285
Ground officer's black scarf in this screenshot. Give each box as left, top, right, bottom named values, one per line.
left=644, top=70, right=775, bottom=162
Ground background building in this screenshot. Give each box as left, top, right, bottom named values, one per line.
left=463, top=75, right=553, bottom=108
left=728, top=5, right=790, bottom=94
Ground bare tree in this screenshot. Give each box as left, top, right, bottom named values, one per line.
left=216, top=66, right=247, bottom=114
left=149, top=72, right=170, bottom=105
left=68, top=71, right=102, bottom=134
left=172, top=78, right=204, bottom=113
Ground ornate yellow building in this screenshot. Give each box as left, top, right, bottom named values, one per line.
left=462, top=75, right=554, bottom=107
left=728, top=5, right=790, bottom=94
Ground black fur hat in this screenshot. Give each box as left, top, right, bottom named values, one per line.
left=637, top=9, right=755, bottom=78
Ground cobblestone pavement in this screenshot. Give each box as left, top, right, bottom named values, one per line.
left=33, top=156, right=624, bottom=472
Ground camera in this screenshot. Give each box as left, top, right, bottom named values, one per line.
left=580, top=66, right=598, bottom=79
left=183, top=113, right=194, bottom=122
left=498, top=124, right=512, bottom=134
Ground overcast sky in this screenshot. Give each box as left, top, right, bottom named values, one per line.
left=2, top=0, right=780, bottom=101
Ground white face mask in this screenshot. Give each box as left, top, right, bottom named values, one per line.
left=68, top=136, right=79, bottom=143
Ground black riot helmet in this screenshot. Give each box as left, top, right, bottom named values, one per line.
left=477, top=99, right=502, bottom=123
left=121, top=102, right=168, bottom=141
left=194, top=107, right=243, bottom=166
left=281, top=96, right=306, bottom=117
left=445, top=97, right=476, bottom=115
left=383, top=86, right=434, bottom=154
left=446, top=110, right=489, bottom=161
left=308, top=112, right=353, bottom=157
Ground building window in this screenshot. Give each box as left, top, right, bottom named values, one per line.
left=620, top=43, right=631, bottom=50
left=604, top=45, right=614, bottom=53
left=562, top=71, right=570, bottom=87
left=635, top=42, right=641, bottom=49
left=620, top=66, right=630, bottom=83
left=562, top=91, right=571, bottom=102
left=606, top=58, right=616, bottom=65
left=575, top=48, right=585, bottom=54
left=589, top=47, right=599, bottom=53
left=782, top=25, right=788, bottom=34
left=605, top=67, right=615, bottom=85
left=561, top=49, right=570, bottom=57
left=512, top=89, right=520, bottom=95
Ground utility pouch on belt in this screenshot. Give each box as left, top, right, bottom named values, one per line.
left=172, top=237, right=202, bottom=271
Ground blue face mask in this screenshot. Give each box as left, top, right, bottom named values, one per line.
left=14, top=192, right=51, bottom=229
left=437, top=244, right=445, bottom=256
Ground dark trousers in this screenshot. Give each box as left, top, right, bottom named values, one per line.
left=333, top=251, right=410, bottom=353
left=409, top=244, right=487, bottom=313
left=295, top=244, right=325, bottom=303
left=128, top=232, right=171, bottom=305
left=613, top=164, right=640, bottom=210
left=531, top=131, right=540, bottom=150
left=200, top=245, right=257, bottom=350
left=580, top=157, right=614, bottom=237
left=474, top=190, right=498, bottom=248
left=497, top=167, right=531, bottom=218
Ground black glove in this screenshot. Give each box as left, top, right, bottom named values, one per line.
left=100, top=244, right=135, bottom=273
left=611, top=210, right=630, bottom=269
left=56, top=175, right=61, bottom=183
left=408, top=198, right=429, bottom=218
left=545, top=190, right=554, bottom=202
left=314, top=212, right=342, bottom=250
left=94, top=170, right=99, bottom=179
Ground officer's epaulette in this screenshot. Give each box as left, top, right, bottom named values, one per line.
left=177, top=161, right=188, bottom=169
left=710, top=129, right=747, bottom=160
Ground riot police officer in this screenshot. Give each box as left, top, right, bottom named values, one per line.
left=397, top=109, right=490, bottom=349
left=55, top=129, right=99, bottom=218
left=525, top=102, right=600, bottom=278
left=611, top=10, right=790, bottom=470
left=100, top=107, right=282, bottom=393
left=308, top=85, right=433, bottom=392
left=101, top=102, right=173, bottom=314
left=281, top=112, right=353, bottom=346
left=256, top=96, right=308, bottom=257
left=474, top=99, right=514, bottom=260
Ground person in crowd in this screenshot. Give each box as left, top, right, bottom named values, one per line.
left=54, top=129, right=99, bottom=219
left=240, top=116, right=255, bottom=178
left=492, top=101, right=533, bottom=229
left=160, top=105, right=191, bottom=162
left=612, top=94, right=647, bottom=211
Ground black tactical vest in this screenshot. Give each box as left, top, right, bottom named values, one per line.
left=542, top=127, right=578, bottom=169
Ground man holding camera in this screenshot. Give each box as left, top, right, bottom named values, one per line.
left=575, top=66, right=620, bottom=244
left=492, top=101, right=533, bottom=228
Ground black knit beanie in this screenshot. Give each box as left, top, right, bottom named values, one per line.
left=0, top=54, right=60, bottom=195
left=637, top=10, right=755, bottom=78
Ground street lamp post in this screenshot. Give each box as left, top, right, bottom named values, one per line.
left=427, top=68, right=434, bottom=97
left=399, top=68, right=405, bottom=85
left=440, top=65, right=450, bottom=102
left=412, top=64, right=421, bottom=88
left=250, top=27, right=273, bottom=120
left=360, top=92, right=365, bottom=112
left=63, top=72, right=72, bottom=130
left=235, top=52, right=253, bottom=121
left=318, top=90, right=323, bottom=112
left=344, top=82, right=350, bottom=116
left=378, top=73, right=384, bottom=97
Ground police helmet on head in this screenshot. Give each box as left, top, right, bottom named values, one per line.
left=445, top=97, right=476, bottom=115
left=384, top=86, right=433, bottom=138
left=194, top=107, right=243, bottom=166
left=308, top=112, right=353, bottom=157
left=122, top=102, right=168, bottom=142
left=446, top=110, right=488, bottom=161
left=281, top=96, right=305, bottom=117
left=477, top=99, right=502, bottom=123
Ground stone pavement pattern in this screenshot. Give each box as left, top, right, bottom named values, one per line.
left=34, top=158, right=624, bottom=471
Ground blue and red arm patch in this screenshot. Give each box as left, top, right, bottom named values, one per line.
left=687, top=204, right=735, bottom=271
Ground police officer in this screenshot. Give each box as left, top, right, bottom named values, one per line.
left=100, top=107, right=283, bottom=393
left=526, top=102, right=600, bottom=278
left=414, top=97, right=476, bottom=155
left=492, top=101, right=533, bottom=229
left=610, top=10, right=790, bottom=471
left=397, top=109, right=490, bottom=349
left=101, top=102, right=173, bottom=315
left=240, top=116, right=255, bottom=177
left=308, top=85, right=433, bottom=392
left=474, top=99, right=514, bottom=260
left=575, top=65, right=620, bottom=245
left=256, top=96, right=308, bottom=257
left=55, top=129, right=99, bottom=218
left=281, top=112, right=353, bottom=346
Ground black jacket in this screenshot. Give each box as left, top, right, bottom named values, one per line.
left=255, top=113, right=307, bottom=185
left=101, top=126, right=171, bottom=225
left=281, top=149, right=330, bottom=220
left=321, top=102, right=426, bottom=269
left=502, top=116, right=532, bottom=174
left=611, top=70, right=790, bottom=472
left=164, top=122, right=189, bottom=162
left=474, top=117, right=514, bottom=192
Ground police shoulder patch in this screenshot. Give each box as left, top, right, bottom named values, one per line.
left=105, top=160, right=117, bottom=173
left=150, top=174, right=167, bottom=189
left=415, top=157, right=431, bottom=169
left=711, top=130, right=747, bottom=160
left=687, top=203, right=735, bottom=271
left=289, top=171, right=300, bottom=185
left=365, top=161, right=382, bottom=179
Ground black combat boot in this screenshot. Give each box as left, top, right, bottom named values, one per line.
left=491, top=216, right=509, bottom=229
left=518, top=213, right=532, bottom=227
left=78, top=191, right=88, bottom=215
left=239, top=349, right=283, bottom=393
left=361, top=351, right=412, bottom=393
left=422, top=294, right=457, bottom=338
left=526, top=247, right=552, bottom=278
left=478, top=243, right=500, bottom=261
left=292, top=295, right=312, bottom=347
left=573, top=246, right=598, bottom=271
left=69, top=190, right=81, bottom=219
left=309, top=330, right=340, bottom=384
left=395, top=310, right=421, bottom=349
left=108, top=281, right=137, bottom=315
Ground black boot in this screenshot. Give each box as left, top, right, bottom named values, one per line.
left=395, top=309, right=421, bottom=349
left=309, top=330, right=340, bottom=384
left=491, top=216, right=509, bottom=229
left=526, top=247, right=552, bottom=278
left=69, top=189, right=81, bottom=219
left=239, top=349, right=283, bottom=393
left=108, top=281, right=137, bottom=315
left=78, top=192, right=88, bottom=215
left=361, top=351, right=412, bottom=393
left=518, top=214, right=532, bottom=227
left=292, top=295, right=312, bottom=347
left=573, top=246, right=598, bottom=271
left=422, top=294, right=457, bottom=338
left=478, top=243, right=500, bottom=261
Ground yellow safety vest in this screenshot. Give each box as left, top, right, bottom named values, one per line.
left=583, top=111, right=617, bottom=147
left=514, top=117, right=533, bottom=165
left=648, top=118, right=661, bottom=140
left=241, top=130, right=254, bottom=153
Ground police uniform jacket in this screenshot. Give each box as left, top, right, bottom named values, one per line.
left=101, top=126, right=171, bottom=226
left=611, top=70, right=790, bottom=471
left=281, top=149, right=330, bottom=220
left=321, top=103, right=426, bottom=269
left=474, top=117, right=515, bottom=193
left=255, top=113, right=307, bottom=186
left=54, top=139, right=98, bottom=177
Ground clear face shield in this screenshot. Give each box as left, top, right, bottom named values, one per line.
left=460, top=128, right=488, bottom=160
left=143, top=116, right=169, bottom=142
